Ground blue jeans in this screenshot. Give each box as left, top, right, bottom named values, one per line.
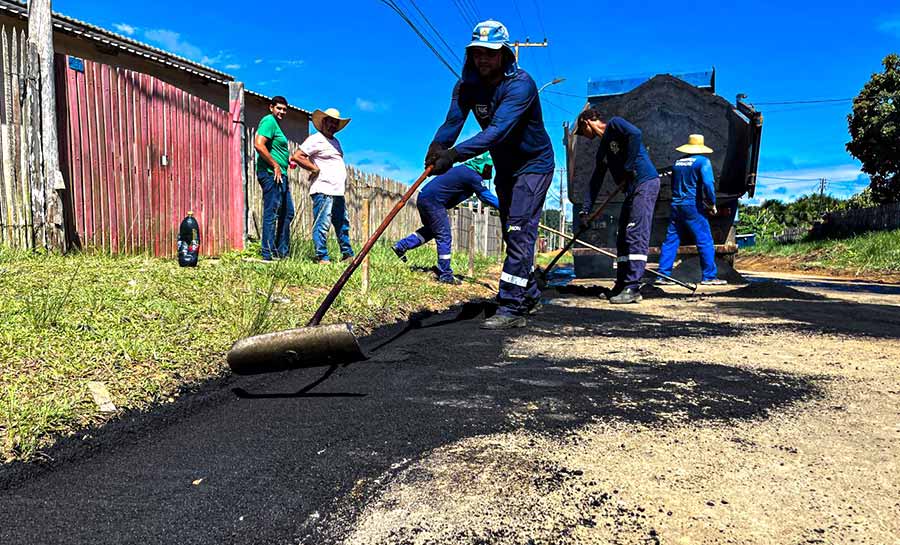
left=311, top=193, right=353, bottom=261
left=258, top=170, right=295, bottom=259
left=658, top=204, right=717, bottom=281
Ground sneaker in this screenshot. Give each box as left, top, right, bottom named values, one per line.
left=609, top=287, right=643, bottom=304
left=438, top=276, right=463, bottom=285
left=606, top=283, right=625, bottom=299
left=315, top=259, right=331, bottom=265
left=392, top=246, right=408, bottom=263
left=653, top=277, right=675, bottom=286
left=700, top=278, right=727, bottom=286
left=480, top=314, right=527, bottom=330
left=341, top=254, right=355, bottom=263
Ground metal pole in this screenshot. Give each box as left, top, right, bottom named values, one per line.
left=468, top=222, right=476, bottom=277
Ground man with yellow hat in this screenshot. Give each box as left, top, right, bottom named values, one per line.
left=292, top=108, right=354, bottom=264
left=657, top=134, right=726, bottom=285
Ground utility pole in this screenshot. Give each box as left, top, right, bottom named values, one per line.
left=511, top=38, right=549, bottom=62
left=818, top=178, right=827, bottom=197
left=558, top=168, right=567, bottom=249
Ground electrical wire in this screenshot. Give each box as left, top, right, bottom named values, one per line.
left=403, top=0, right=462, bottom=65
left=754, top=98, right=853, bottom=105
left=530, top=0, right=558, bottom=77
left=451, top=0, right=476, bottom=28
left=379, top=0, right=460, bottom=78
left=460, top=0, right=481, bottom=22
left=544, top=89, right=584, bottom=99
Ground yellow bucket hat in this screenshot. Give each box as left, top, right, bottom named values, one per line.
left=676, top=134, right=714, bottom=154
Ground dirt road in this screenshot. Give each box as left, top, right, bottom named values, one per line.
left=1, top=274, right=898, bottom=544
left=337, top=276, right=900, bottom=545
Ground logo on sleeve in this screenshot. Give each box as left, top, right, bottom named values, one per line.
left=475, top=104, right=491, bottom=119
left=609, top=141, right=621, bottom=155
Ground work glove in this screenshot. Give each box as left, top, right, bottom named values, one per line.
left=708, top=204, right=718, bottom=216
left=623, top=170, right=637, bottom=185
left=481, top=164, right=493, bottom=180
left=430, top=148, right=459, bottom=176
left=424, top=142, right=447, bottom=168
left=578, top=210, right=591, bottom=229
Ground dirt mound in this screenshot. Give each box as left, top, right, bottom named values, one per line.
left=719, top=281, right=825, bottom=300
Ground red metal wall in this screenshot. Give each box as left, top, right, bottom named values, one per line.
left=58, top=56, right=242, bottom=256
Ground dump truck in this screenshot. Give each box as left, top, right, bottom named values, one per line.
left=564, top=70, right=763, bottom=281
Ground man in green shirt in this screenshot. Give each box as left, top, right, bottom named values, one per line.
left=254, top=95, right=295, bottom=260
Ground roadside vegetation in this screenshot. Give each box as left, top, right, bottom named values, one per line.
left=0, top=241, right=498, bottom=463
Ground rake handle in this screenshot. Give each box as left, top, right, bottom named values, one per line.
left=308, top=166, right=434, bottom=326
left=541, top=182, right=625, bottom=280
left=538, top=222, right=697, bottom=292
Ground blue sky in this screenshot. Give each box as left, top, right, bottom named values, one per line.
left=57, top=0, right=899, bottom=209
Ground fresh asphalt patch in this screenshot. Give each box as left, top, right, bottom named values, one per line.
left=0, top=295, right=818, bottom=545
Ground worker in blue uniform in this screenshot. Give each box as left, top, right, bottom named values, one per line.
left=657, top=134, right=727, bottom=285
left=425, top=19, right=555, bottom=329
left=393, top=153, right=499, bottom=284
left=575, top=110, right=661, bottom=304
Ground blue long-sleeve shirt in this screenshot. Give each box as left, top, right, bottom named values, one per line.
left=432, top=61, right=554, bottom=179
left=671, top=155, right=716, bottom=208
left=419, top=165, right=500, bottom=210
left=582, top=117, right=658, bottom=213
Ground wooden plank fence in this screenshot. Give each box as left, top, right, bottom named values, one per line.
left=0, top=24, right=32, bottom=250
left=58, top=56, right=241, bottom=256
left=818, top=203, right=900, bottom=238
left=244, top=128, right=504, bottom=257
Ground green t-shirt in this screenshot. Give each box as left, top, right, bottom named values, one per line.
left=463, top=152, right=493, bottom=177
left=256, top=114, right=290, bottom=172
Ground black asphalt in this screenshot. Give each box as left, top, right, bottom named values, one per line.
left=0, top=294, right=818, bottom=545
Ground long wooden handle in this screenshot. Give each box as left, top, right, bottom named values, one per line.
left=539, top=222, right=697, bottom=292
left=541, top=182, right=625, bottom=279
left=308, top=166, right=434, bottom=326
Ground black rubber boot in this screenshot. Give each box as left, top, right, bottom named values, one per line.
left=609, top=286, right=643, bottom=304
left=392, top=246, right=408, bottom=263
left=480, top=314, right=527, bottom=330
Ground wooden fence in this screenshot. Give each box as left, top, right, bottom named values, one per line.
left=818, top=203, right=900, bottom=238
left=0, top=24, right=32, bottom=249
left=244, top=128, right=504, bottom=257
left=58, top=56, right=241, bottom=256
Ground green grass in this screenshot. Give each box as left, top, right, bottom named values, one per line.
left=741, top=229, right=900, bottom=274
left=0, top=240, right=498, bottom=462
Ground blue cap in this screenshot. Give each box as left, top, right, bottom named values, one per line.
left=466, top=20, right=512, bottom=53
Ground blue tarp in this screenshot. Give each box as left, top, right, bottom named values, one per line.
left=587, top=70, right=714, bottom=98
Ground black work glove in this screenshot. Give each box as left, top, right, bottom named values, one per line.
left=424, top=142, right=447, bottom=168
left=481, top=164, right=493, bottom=180
left=430, top=148, right=459, bottom=176
left=578, top=209, right=591, bottom=229
left=623, top=170, right=637, bottom=185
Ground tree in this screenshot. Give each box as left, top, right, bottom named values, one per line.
left=847, top=53, right=900, bottom=203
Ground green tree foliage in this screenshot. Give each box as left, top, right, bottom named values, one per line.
left=847, top=53, right=900, bottom=203
left=738, top=194, right=844, bottom=238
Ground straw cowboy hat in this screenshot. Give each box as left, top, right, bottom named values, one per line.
left=312, top=108, right=351, bottom=133
left=676, top=134, right=714, bottom=154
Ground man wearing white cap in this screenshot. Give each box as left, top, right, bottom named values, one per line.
left=292, top=108, right=354, bottom=264
left=426, top=19, right=555, bottom=329
left=657, top=134, right=726, bottom=285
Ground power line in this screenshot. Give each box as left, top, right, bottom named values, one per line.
left=403, top=0, right=461, bottom=65
left=542, top=96, right=577, bottom=116
left=460, top=0, right=481, bottom=22
left=451, top=0, right=476, bottom=28
left=757, top=174, right=823, bottom=182
left=529, top=0, right=558, bottom=76
left=544, top=89, right=584, bottom=99
left=379, top=0, right=460, bottom=78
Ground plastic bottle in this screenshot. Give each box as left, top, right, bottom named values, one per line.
left=177, top=211, right=200, bottom=267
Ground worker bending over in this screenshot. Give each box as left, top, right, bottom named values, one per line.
left=575, top=111, right=660, bottom=304
left=393, top=153, right=499, bottom=284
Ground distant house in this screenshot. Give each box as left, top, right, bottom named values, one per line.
left=0, top=0, right=309, bottom=141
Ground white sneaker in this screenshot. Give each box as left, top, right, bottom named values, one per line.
left=701, top=278, right=727, bottom=286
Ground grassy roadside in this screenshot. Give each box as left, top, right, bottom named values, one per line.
left=738, top=229, right=900, bottom=276
left=0, top=241, right=498, bottom=463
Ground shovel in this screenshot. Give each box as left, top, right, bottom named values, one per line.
left=227, top=166, right=434, bottom=375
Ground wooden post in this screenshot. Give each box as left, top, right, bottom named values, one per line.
left=361, top=196, right=370, bottom=294
left=468, top=221, right=475, bottom=278
left=228, top=82, right=247, bottom=247
left=28, top=0, right=65, bottom=251
left=23, top=45, right=42, bottom=250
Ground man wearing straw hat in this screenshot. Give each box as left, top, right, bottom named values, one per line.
left=657, top=134, right=727, bottom=285
left=292, top=108, right=354, bottom=264
left=425, top=19, right=555, bottom=329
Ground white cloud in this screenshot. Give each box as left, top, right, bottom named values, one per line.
left=346, top=150, right=419, bottom=183
left=879, top=17, right=900, bottom=37
left=749, top=163, right=871, bottom=203
left=254, top=59, right=264, bottom=64
left=142, top=29, right=204, bottom=61
left=225, top=63, right=241, bottom=70
left=355, top=97, right=390, bottom=113
left=113, top=23, right=136, bottom=36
